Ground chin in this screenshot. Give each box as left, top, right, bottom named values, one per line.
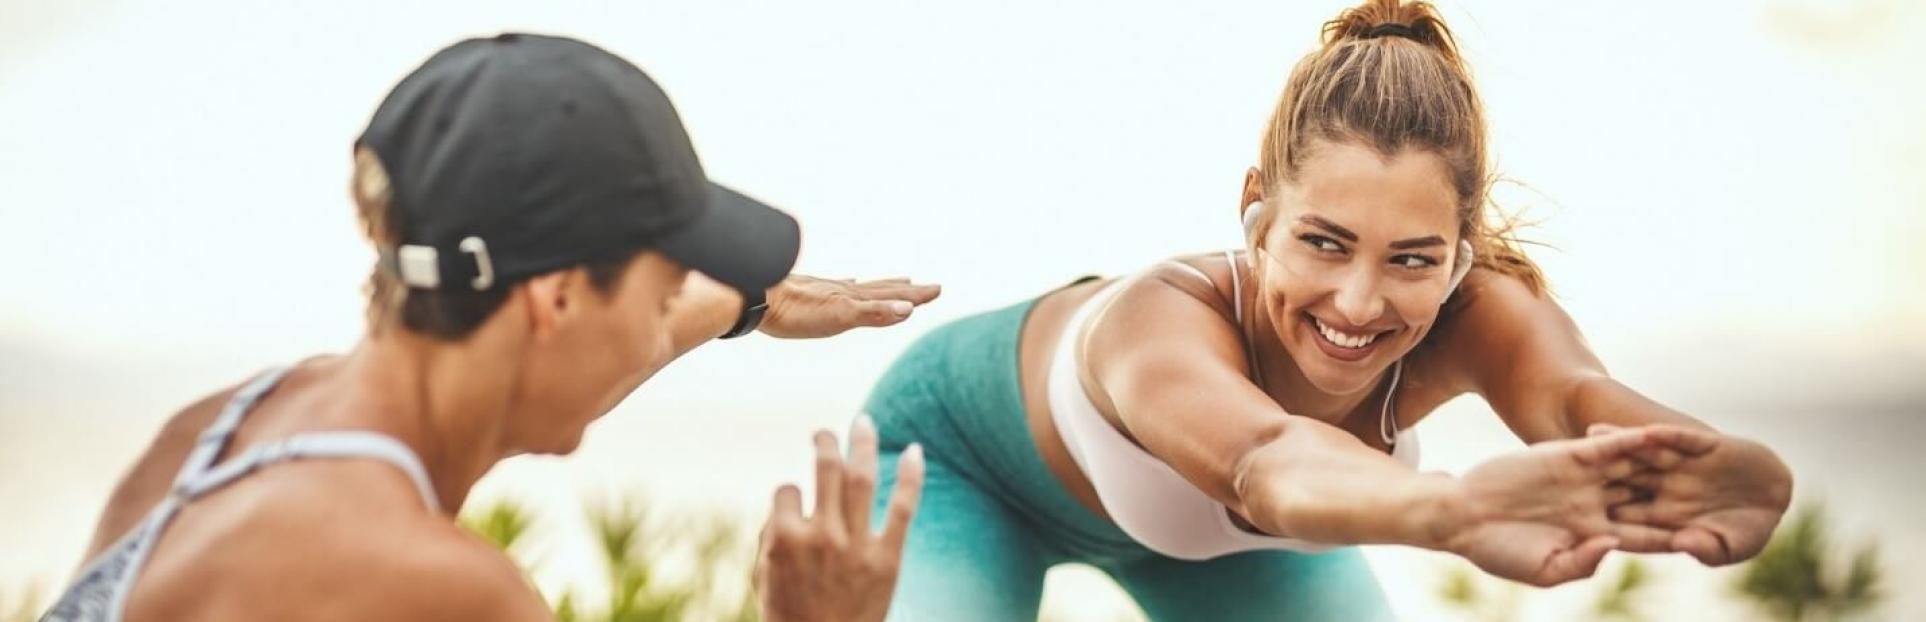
left=1297, top=358, right=1385, bottom=395
left=522, top=425, right=589, bottom=457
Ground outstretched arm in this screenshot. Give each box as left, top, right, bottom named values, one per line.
left=1085, top=271, right=1706, bottom=586
left=1439, top=270, right=1793, bottom=564
left=666, top=272, right=941, bottom=360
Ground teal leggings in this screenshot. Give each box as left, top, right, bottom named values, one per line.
left=863, top=296, right=1396, bottom=622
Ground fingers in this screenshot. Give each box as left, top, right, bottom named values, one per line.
left=1599, top=457, right=1640, bottom=482
left=1607, top=500, right=1691, bottom=528
left=880, top=443, right=926, bottom=553
left=812, top=430, right=847, bottom=539
left=1642, top=425, right=1722, bottom=457
left=1613, top=470, right=1663, bottom=491
left=857, top=282, right=942, bottom=305
left=847, top=300, right=918, bottom=327
left=1603, top=484, right=1640, bottom=506
left=1673, top=526, right=1735, bottom=566
left=843, top=415, right=880, bottom=539
left=1564, top=428, right=1654, bottom=469
left=771, top=483, right=804, bottom=523
left=1629, top=446, right=1686, bottom=470
left=761, top=482, right=805, bottom=571
left=1538, top=535, right=1617, bottom=586
left=1608, top=523, right=1678, bottom=554
left=1606, top=470, right=1697, bottom=505
left=1585, top=423, right=1718, bottom=462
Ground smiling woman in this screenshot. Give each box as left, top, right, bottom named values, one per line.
left=855, top=0, right=1792, bottom=620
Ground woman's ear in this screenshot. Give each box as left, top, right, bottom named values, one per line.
left=1444, top=239, right=1475, bottom=304
left=1241, top=167, right=1267, bottom=242
left=1240, top=167, right=1264, bottom=221
left=521, top=272, right=570, bottom=340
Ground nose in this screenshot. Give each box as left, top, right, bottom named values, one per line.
left=1331, top=266, right=1385, bottom=328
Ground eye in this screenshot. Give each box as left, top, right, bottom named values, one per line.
left=1299, top=234, right=1346, bottom=254
left=1392, top=254, right=1441, bottom=270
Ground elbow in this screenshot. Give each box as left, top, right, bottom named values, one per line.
left=1228, top=424, right=1319, bottom=535
left=1553, top=371, right=1615, bottom=438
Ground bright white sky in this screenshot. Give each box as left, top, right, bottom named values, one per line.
left=2, top=0, right=1922, bottom=376
left=2, top=1, right=1922, bottom=619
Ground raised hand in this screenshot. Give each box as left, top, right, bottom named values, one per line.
left=755, top=416, right=925, bottom=622
left=759, top=275, right=941, bottom=339
left=1590, top=422, right=1793, bottom=565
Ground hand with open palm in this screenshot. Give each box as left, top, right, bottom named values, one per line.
left=1443, top=425, right=1726, bottom=586
left=1589, top=422, right=1793, bottom=566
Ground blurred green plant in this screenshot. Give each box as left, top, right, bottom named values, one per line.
left=1436, top=556, right=1651, bottom=622
left=1732, top=503, right=1883, bottom=622
left=462, top=496, right=760, bottom=622
left=1590, top=558, right=1652, bottom=621
left=462, top=498, right=537, bottom=553
left=1431, top=501, right=1887, bottom=622
left=1434, top=563, right=1523, bottom=622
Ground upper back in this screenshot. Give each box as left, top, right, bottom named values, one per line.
left=51, top=361, right=552, bottom=622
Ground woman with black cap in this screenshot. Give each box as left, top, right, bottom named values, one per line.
left=40, top=34, right=932, bottom=622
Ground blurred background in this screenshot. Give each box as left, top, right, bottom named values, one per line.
left=2, top=0, right=1921, bottom=620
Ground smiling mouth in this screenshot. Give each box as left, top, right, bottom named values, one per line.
left=1303, top=313, right=1398, bottom=361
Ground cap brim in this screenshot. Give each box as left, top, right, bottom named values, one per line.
left=656, top=183, right=800, bottom=294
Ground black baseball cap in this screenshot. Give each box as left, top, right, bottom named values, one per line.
left=358, top=33, right=799, bottom=295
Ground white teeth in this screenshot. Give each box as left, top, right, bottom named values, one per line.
left=1314, top=318, right=1378, bottom=349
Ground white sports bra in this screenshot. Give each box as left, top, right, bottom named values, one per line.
left=1047, top=251, right=1419, bottom=560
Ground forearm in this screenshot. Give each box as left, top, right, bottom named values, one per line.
left=666, top=272, right=747, bottom=359
left=1561, top=374, right=1712, bottom=435
left=1233, top=419, right=1467, bottom=550
left=1563, top=375, right=1793, bottom=504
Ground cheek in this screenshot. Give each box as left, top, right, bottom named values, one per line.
left=1260, top=266, right=1318, bottom=317
left=1386, top=290, right=1443, bottom=341
left=1258, top=250, right=1337, bottom=303
left=618, top=299, right=673, bottom=369
left=1262, top=286, right=1307, bottom=347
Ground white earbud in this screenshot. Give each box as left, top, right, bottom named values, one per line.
left=1242, top=200, right=1266, bottom=238
left=1444, top=239, right=1474, bottom=304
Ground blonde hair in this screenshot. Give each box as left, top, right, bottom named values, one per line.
left=1257, top=0, right=1545, bottom=294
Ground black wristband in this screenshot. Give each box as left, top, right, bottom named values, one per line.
left=719, top=290, right=768, bottom=339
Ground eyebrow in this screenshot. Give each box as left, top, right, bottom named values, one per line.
left=1389, top=235, right=1447, bottom=250
left=1298, top=215, right=1358, bottom=242
left=1299, top=215, right=1447, bottom=250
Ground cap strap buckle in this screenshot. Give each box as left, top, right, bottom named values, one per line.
left=395, top=245, right=442, bottom=289
left=459, top=236, right=495, bottom=290
left=392, top=235, right=495, bottom=291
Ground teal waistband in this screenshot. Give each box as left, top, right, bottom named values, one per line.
left=863, top=296, right=1144, bottom=561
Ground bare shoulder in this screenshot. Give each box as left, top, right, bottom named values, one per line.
left=1425, top=269, right=1579, bottom=361
left=82, top=380, right=247, bottom=559
left=1416, top=268, right=1599, bottom=400
left=1097, top=250, right=1254, bottom=331
left=1088, top=252, right=1251, bottom=372
left=319, top=518, right=552, bottom=622
left=1149, top=251, right=1241, bottom=309
left=1451, top=269, right=1562, bottom=328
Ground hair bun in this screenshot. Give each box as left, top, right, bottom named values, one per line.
left=1322, top=0, right=1461, bottom=65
